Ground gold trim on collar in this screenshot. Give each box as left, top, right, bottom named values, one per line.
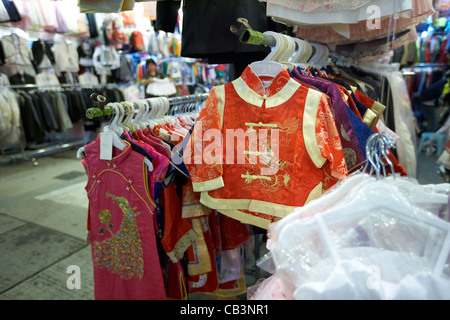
left=231, top=77, right=301, bottom=108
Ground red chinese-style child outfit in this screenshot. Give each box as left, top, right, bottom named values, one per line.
left=184, top=65, right=349, bottom=229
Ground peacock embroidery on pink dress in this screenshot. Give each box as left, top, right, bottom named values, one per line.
left=93, top=192, right=144, bottom=280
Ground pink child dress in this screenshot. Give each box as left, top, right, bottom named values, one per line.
left=82, top=134, right=167, bottom=300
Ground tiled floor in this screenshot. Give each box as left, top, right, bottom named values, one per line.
left=0, top=148, right=446, bottom=300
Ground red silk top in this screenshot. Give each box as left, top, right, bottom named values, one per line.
left=184, top=66, right=348, bottom=228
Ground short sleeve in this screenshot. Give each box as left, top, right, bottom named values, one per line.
left=315, top=94, right=349, bottom=189
left=183, top=87, right=225, bottom=193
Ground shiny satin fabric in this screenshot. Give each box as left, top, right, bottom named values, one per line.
left=83, top=135, right=167, bottom=300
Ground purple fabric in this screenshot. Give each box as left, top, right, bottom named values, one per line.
left=291, top=68, right=366, bottom=170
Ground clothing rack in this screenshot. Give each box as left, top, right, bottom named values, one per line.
left=0, top=83, right=124, bottom=165
left=85, top=93, right=209, bottom=119
left=7, top=83, right=118, bottom=90
left=401, top=63, right=448, bottom=75
left=0, top=136, right=85, bottom=165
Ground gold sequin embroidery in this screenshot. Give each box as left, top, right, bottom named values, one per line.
left=93, top=192, right=144, bottom=280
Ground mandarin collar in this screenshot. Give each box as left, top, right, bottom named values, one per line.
left=232, top=65, right=300, bottom=108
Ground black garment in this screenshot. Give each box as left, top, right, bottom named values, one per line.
left=1, top=0, right=21, bottom=22
left=17, top=91, right=45, bottom=145
left=155, top=0, right=181, bottom=33
left=392, top=46, right=405, bottom=64
left=58, top=72, right=79, bottom=84
left=180, top=0, right=287, bottom=64
left=0, top=40, right=4, bottom=65
left=111, top=55, right=135, bottom=83
left=78, top=41, right=95, bottom=67
left=415, top=78, right=447, bottom=102
left=63, top=91, right=85, bottom=123
left=36, top=92, right=58, bottom=132
left=47, top=92, right=61, bottom=132
left=413, top=78, right=447, bottom=132
left=80, top=88, right=103, bottom=132
left=9, top=72, right=36, bottom=85
left=86, top=13, right=99, bottom=38
left=31, top=39, right=55, bottom=69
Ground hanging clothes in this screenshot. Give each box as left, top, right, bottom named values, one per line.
left=1, top=33, right=36, bottom=75
left=53, top=41, right=80, bottom=73
left=265, top=0, right=413, bottom=27
left=31, top=39, right=55, bottom=71
left=180, top=0, right=287, bottom=64
left=82, top=136, right=167, bottom=300
left=184, top=65, right=349, bottom=229
left=0, top=87, right=21, bottom=147
left=80, top=95, right=238, bottom=300
left=294, top=0, right=434, bottom=44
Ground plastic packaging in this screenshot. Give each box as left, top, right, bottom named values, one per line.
left=250, top=174, right=450, bottom=300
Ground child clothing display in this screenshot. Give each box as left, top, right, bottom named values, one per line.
left=1, top=0, right=448, bottom=303
left=82, top=137, right=167, bottom=300
left=184, top=65, right=349, bottom=228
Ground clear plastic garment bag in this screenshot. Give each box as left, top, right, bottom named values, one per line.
left=249, top=134, right=450, bottom=300
left=250, top=173, right=450, bottom=300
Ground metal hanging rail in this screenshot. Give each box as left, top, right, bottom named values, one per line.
left=85, top=93, right=209, bottom=119
left=6, top=83, right=118, bottom=89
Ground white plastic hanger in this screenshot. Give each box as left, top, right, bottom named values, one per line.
left=146, top=98, right=157, bottom=129
left=77, top=102, right=123, bottom=159
left=120, top=101, right=135, bottom=131
left=76, top=146, right=85, bottom=159
left=140, top=100, right=151, bottom=128
left=319, top=45, right=330, bottom=67
left=291, top=38, right=309, bottom=64
left=113, top=102, right=126, bottom=133
left=277, top=34, right=297, bottom=71
left=138, top=100, right=150, bottom=129
left=248, top=31, right=286, bottom=79
left=112, top=102, right=153, bottom=172
left=101, top=103, right=127, bottom=152
left=250, top=61, right=284, bottom=79
left=282, top=34, right=296, bottom=63
left=308, top=43, right=326, bottom=68
left=131, top=100, right=145, bottom=130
